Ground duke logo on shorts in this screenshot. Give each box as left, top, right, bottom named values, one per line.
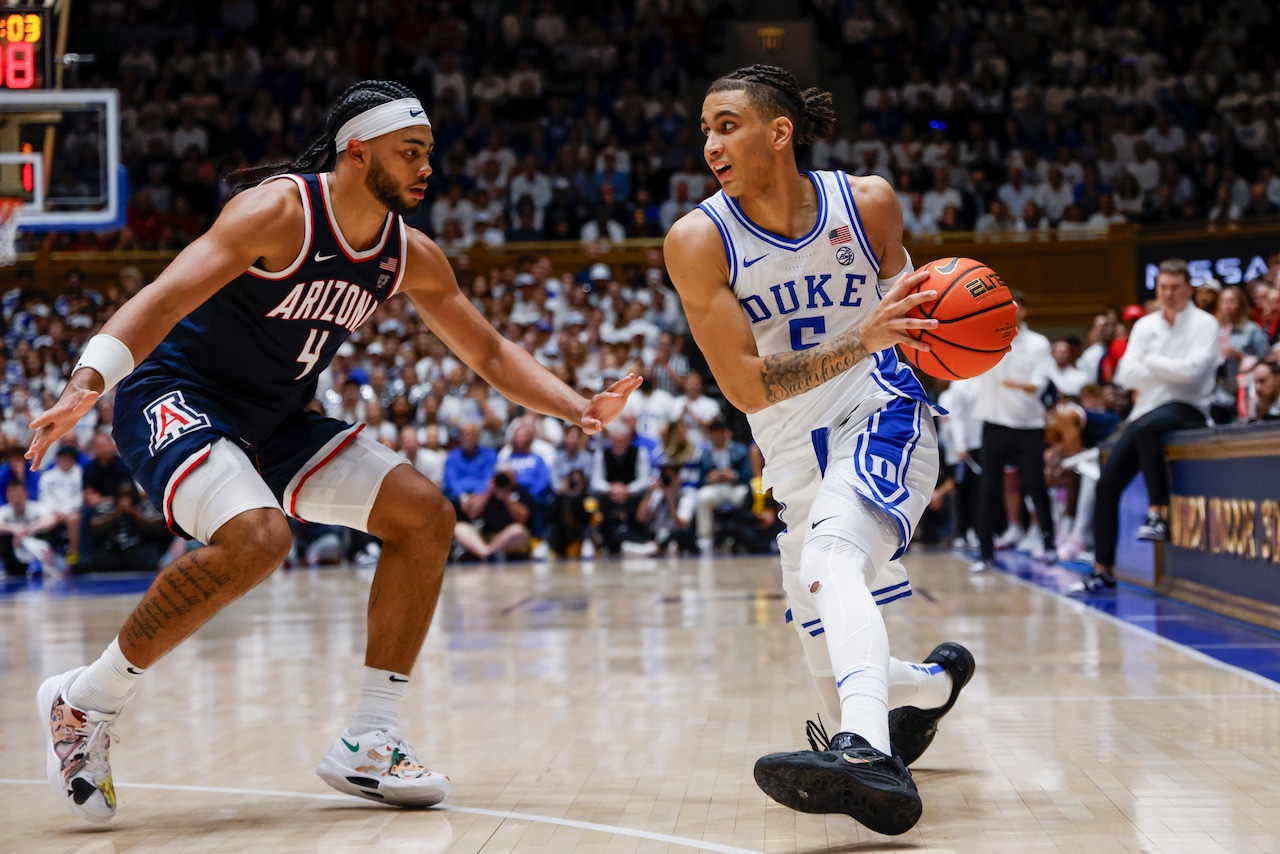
left=145, top=391, right=211, bottom=454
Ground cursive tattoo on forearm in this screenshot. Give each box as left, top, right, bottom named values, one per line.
left=760, top=328, right=870, bottom=404
left=120, top=553, right=234, bottom=652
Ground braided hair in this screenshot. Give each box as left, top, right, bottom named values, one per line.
left=706, top=65, right=836, bottom=146
left=229, top=80, right=420, bottom=192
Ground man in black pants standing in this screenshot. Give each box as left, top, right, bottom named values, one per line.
left=1072, top=259, right=1217, bottom=593
left=970, top=290, right=1057, bottom=573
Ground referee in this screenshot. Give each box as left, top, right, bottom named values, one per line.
left=970, top=290, right=1057, bottom=573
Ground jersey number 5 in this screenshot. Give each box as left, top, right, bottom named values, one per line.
left=789, top=316, right=826, bottom=351
left=294, top=328, right=330, bottom=379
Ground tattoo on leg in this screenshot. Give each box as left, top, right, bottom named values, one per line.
left=121, top=552, right=234, bottom=651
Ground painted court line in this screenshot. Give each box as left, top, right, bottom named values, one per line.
left=996, top=569, right=1280, bottom=695
left=0, top=779, right=764, bottom=854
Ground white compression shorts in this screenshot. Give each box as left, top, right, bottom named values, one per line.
left=168, top=431, right=407, bottom=544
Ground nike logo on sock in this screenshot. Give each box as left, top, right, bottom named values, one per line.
left=836, top=669, right=865, bottom=689
left=811, top=516, right=837, bottom=529
left=389, top=675, right=409, bottom=683
left=341, top=738, right=360, bottom=752
left=126, top=667, right=143, bottom=675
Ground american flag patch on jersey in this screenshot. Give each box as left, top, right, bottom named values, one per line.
left=379, top=257, right=398, bottom=272
left=828, top=226, right=852, bottom=245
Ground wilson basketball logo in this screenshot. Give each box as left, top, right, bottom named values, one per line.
left=145, top=391, right=211, bottom=454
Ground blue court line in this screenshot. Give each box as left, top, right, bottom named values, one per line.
left=964, top=548, right=1280, bottom=686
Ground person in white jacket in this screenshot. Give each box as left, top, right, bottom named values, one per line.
left=937, top=378, right=983, bottom=548
left=971, top=290, right=1057, bottom=572
left=1072, top=259, right=1217, bottom=593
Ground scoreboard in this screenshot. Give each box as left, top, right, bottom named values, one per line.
left=0, top=6, right=50, bottom=89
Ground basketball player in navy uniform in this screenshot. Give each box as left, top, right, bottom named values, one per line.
left=664, top=66, right=975, bottom=835
left=26, top=80, right=640, bottom=823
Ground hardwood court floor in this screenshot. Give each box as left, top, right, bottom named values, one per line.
left=2, top=549, right=1279, bottom=853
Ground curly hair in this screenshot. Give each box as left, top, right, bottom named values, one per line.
left=706, top=64, right=836, bottom=145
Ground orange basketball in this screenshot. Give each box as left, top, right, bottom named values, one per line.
left=901, top=256, right=1017, bottom=380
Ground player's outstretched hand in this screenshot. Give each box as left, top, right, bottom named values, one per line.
left=26, top=380, right=100, bottom=470
left=858, top=269, right=939, bottom=353
left=580, top=373, right=643, bottom=434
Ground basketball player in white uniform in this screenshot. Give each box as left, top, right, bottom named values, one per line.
left=664, top=66, right=975, bottom=835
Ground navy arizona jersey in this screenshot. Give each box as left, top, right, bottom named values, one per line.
left=121, top=172, right=407, bottom=444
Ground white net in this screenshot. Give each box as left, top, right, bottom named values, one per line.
left=0, top=198, right=21, bottom=267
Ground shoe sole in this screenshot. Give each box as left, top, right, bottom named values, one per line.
left=753, top=753, right=922, bottom=835
left=316, top=755, right=450, bottom=808
left=889, top=642, right=977, bottom=767
left=37, top=668, right=114, bottom=823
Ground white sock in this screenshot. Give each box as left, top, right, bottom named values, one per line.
left=348, top=666, right=408, bottom=735
left=66, top=637, right=143, bottom=714
left=802, top=533, right=892, bottom=754
left=888, top=657, right=953, bottom=711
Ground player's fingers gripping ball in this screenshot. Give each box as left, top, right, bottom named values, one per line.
left=900, top=256, right=1017, bottom=380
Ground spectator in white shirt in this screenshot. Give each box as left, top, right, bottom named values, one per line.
left=1073, top=259, right=1218, bottom=593
left=922, top=168, right=963, bottom=224
left=430, top=183, right=476, bottom=239
left=902, top=193, right=939, bottom=236
left=1086, top=193, right=1127, bottom=228
left=1125, top=141, right=1161, bottom=195
left=400, top=426, right=445, bottom=484
left=1144, top=111, right=1187, bottom=157
left=1034, top=166, right=1075, bottom=223
left=971, top=290, right=1057, bottom=572
left=507, top=154, right=553, bottom=217
left=1049, top=339, right=1088, bottom=397
left=675, top=372, right=721, bottom=450
left=937, top=377, right=984, bottom=549
left=997, top=167, right=1035, bottom=219
left=37, top=446, right=84, bottom=560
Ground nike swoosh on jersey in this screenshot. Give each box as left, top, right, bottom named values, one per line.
left=314, top=252, right=337, bottom=262
left=811, top=516, right=837, bottom=529
left=743, top=254, right=769, bottom=267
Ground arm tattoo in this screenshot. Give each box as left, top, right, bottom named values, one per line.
left=120, top=552, right=233, bottom=652
left=760, top=328, right=870, bottom=404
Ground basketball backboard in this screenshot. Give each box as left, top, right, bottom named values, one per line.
left=0, top=88, right=124, bottom=232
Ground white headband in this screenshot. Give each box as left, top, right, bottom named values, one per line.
left=335, top=98, right=431, bottom=152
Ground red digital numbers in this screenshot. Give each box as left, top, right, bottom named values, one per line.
left=1, top=41, right=36, bottom=88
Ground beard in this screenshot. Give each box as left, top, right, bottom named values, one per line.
left=365, top=154, right=418, bottom=216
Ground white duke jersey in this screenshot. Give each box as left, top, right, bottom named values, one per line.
left=697, top=170, right=935, bottom=487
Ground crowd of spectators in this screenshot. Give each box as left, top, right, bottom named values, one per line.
left=18, top=0, right=1280, bottom=257
left=8, top=0, right=1280, bottom=576
left=0, top=248, right=788, bottom=576
left=805, top=0, right=1280, bottom=235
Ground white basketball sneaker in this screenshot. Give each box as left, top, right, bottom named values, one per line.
left=37, top=667, right=123, bottom=822
left=317, top=729, right=451, bottom=807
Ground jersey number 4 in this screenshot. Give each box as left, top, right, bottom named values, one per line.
left=294, top=328, right=330, bottom=379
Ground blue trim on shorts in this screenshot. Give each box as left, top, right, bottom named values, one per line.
left=810, top=426, right=831, bottom=477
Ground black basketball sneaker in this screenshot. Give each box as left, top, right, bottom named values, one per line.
left=753, top=731, right=922, bottom=835
left=887, top=642, right=976, bottom=766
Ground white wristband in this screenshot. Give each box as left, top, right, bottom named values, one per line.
left=876, top=249, right=914, bottom=289
left=73, top=334, right=136, bottom=393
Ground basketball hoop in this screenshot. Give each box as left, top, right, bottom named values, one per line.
left=0, top=198, right=22, bottom=267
